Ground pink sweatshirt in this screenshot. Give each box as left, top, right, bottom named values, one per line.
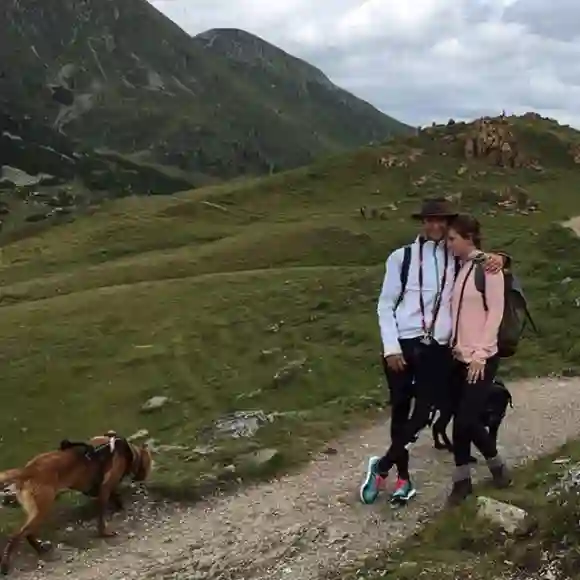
left=451, top=257, right=505, bottom=363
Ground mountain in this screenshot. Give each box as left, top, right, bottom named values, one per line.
left=192, top=28, right=412, bottom=164
left=0, top=0, right=411, bottom=182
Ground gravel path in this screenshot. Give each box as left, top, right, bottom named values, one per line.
left=11, top=376, right=580, bottom=580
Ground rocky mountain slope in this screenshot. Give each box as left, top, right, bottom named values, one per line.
left=0, top=0, right=410, bottom=182
left=0, top=103, right=199, bottom=239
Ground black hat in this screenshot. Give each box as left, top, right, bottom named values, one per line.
left=411, top=197, right=458, bottom=220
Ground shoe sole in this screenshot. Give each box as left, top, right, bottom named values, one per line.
left=390, top=488, right=417, bottom=506
left=359, top=456, right=381, bottom=505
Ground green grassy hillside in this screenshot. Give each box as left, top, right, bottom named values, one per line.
left=0, top=113, right=579, bottom=520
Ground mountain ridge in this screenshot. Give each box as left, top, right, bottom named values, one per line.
left=0, top=1, right=411, bottom=181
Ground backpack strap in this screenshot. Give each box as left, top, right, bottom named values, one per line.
left=452, top=261, right=476, bottom=347
left=393, top=245, right=411, bottom=311
left=473, top=256, right=488, bottom=312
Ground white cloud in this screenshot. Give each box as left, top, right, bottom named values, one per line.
left=149, top=0, right=580, bottom=128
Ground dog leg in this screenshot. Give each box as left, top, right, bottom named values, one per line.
left=1, top=536, right=18, bottom=575
left=441, top=430, right=454, bottom=452
left=1, top=486, right=54, bottom=575
left=432, top=424, right=447, bottom=450
left=432, top=409, right=454, bottom=452
left=438, top=418, right=477, bottom=464
left=97, top=490, right=117, bottom=538
left=96, top=467, right=124, bottom=538
left=109, top=490, right=124, bottom=512
left=26, top=536, right=52, bottom=555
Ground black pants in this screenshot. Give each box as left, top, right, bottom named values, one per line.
left=379, top=338, right=452, bottom=478
left=451, top=355, right=500, bottom=467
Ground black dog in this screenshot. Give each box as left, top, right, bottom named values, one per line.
left=431, top=377, right=513, bottom=458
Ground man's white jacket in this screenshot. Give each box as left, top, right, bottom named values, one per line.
left=377, top=237, right=456, bottom=356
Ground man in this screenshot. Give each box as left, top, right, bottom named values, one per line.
left=359, top=197, right=506, bottom=505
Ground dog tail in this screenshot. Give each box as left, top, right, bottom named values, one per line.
left=0, top=468, right=23, bottom=485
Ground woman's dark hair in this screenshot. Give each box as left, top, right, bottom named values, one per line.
left=449, top=213, right=482, bottom=248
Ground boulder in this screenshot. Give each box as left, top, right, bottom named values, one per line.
left=141, top=396, right=169, bottom=412
left=476, top=496, right=533, bottom=535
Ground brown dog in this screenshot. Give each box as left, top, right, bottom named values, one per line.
left=0, top=431, right=152, bottom=575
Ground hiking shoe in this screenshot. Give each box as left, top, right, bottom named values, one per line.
left=390, top=478, right=417, bottom=504
left=446, top=478, right=473, bottom=507
left=359, top=456, right=385, bottom=505
left=490, top=464, right=512, bottom=489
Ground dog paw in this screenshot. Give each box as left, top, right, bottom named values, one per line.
left=37, top=541, right=53, bottom=554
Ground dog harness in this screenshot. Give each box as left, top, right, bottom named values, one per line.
left=59, top=432, right=131, bottom=497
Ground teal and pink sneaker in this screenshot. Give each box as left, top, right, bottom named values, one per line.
left=360, top=456, right=386, bottom=504
left=390, top=478, right=417, bottom=504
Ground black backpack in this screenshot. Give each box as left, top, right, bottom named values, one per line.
left=472, top=255, right=538, bottom=358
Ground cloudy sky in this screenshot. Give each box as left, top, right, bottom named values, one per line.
left=150, top=0, right=580, bottom=128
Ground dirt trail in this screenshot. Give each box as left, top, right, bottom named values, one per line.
left=13, top=376, right=580, bottom=580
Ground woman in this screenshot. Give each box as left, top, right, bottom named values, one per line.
left=446, top=213, right=511, bottom=506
